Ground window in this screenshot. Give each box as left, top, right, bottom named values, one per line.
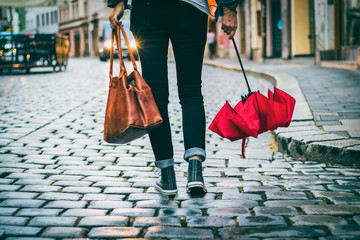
left=54, top=11, right=58, bottom=23
left=46, top=12, right=49, bottom=25
left=42, top=13, right=45, bottom=26
left=36, top=15, right=40, bottom=27
left=51, top=11, right=54, bottom=24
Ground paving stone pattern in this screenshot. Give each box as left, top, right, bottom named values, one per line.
left=281, top=67, right=360, bottom=136
left=0, top=58, right=360, bottom=239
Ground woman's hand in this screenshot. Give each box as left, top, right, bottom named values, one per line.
left=109, top=1, right=125, bottom=30
left=221, top=5, right=237, bottom=39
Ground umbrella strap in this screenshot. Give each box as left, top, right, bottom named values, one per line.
left=232, top=38, right=252, bottom=94
left=242, top=138, right=246, bottom=159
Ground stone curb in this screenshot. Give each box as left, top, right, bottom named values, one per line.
left=204, top=60, right=360, bottom=167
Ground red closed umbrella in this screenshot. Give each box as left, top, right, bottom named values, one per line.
left=268, top=87, right=296, bottom=128
left=209, top=39, right=296, bottom=158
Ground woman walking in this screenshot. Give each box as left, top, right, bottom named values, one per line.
left=108, top=0, right=238, bottom=195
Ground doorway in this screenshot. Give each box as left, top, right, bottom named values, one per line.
left=270, top=0, right=282, bottom=57
left=74, top=31, right=80, bottom=57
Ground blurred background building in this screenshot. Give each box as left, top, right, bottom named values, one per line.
left=216, top=0, right=359, bottom=69
left=1, top=0, right=359, bottom=69
left=59, top=0, right=95, bottom=56
left=0, top=0, right=115, bottom=58
left=0, top=7, right=19, bottom=32
left=57, top=0, right=129, bottom=57
left=24, top=7, right=59, bottom=33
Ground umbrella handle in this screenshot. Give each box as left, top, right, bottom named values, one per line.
left=232, top=38, right=252, bottom=94
left=242, top=138, right=246, bottom=159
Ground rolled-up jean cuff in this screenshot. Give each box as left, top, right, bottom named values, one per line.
left=155, top=158, right=174, bottom=169
left=184, top=147, right=206, bottom=162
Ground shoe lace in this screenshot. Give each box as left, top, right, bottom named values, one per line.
left=154, top=166, right=178, bottom=177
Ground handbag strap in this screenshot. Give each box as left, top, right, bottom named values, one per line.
left=118, top=22, right=138, bottom=71
left=109, top=23, right=138, bottom=80
left=109, top=26, right=126, bottom=79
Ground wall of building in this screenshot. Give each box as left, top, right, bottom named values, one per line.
left=58, top=0, right=121, bottom=57
left=265, top=0, right=272, bottom=57
left=59, top=0, right=87, bottom=57
left=314, top=0, right=335, bottom=62
left=250, top=0, right=264, bottom=61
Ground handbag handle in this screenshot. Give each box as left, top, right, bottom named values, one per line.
left=118, top=22, right=138, bottom=71
left=109, top=23, right=138, bottom=79
left=109, top=26, right=126, bottom=79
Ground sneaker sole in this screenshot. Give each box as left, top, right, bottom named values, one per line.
left=155, top=184, right=178, bottom=196
left=187, top=181, right=207, bottom=195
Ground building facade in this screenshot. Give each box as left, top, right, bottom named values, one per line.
left=0, top=6, right=58, bottom=33
left=5, top=0, right=356, bottom=66
left=232, top=0, right=316, bottom=60
left=315, top=0, right=360, bottom=64
left=214, top=0, right=359, bottom=68
left=24, top=7, right=59, bottom=33
left=58, top=0, right=120, bottom=57
left=58, top=0, right=88, bottom=57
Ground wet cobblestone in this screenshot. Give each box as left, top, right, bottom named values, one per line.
left=0, top=58, right=360, bottom=239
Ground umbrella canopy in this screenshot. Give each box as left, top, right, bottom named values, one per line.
left=209, top=88, right=296, bottom=157
left=0, top=0, right=67, bottom=7
left=209, top=39, right=296, bottom=158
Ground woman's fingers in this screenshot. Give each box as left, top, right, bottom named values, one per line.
left=109, top=2, right=125, bottom=30
left=221, top=6, right=237, bottom=39
left=109, top=15, right=119, bottom=30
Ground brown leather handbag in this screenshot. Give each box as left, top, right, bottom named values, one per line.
left=104, top=23, right=162, bottom=144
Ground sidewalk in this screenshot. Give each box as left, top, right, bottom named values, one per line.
left=204, top=58, right=360, bottom=166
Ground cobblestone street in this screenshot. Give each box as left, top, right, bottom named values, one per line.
left=1, top=58, right=360, bottom=239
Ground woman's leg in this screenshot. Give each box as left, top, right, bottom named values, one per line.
left=131, top=1, right=176, bottom=195
left=133, top=31, right=173, bottom=163
left=169, top=2, right=208, bottom=194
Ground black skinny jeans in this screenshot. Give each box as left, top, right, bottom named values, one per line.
left=130, top=0, right=208, bottom=165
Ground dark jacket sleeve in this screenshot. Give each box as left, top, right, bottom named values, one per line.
left=107, top=0, right=130, bottom=9
left=215, top=0, right=238, bottom=21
